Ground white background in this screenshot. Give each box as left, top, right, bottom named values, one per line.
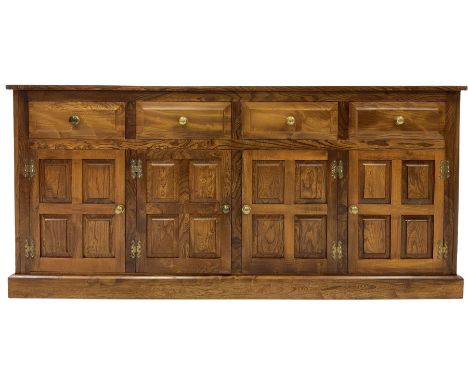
left=0, top=1, right=467, bottom=381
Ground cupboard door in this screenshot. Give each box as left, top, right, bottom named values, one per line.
left=242, top=150, right=340, bottom=274
left=348, top=150, right=448, bottom=274
left=136, top=150, right=231, bottom=274
left=29, top=150, right=125, bottom=273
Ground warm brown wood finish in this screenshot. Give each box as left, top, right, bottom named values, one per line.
left=242, top=150, right=341, bottom=274
left=9, top=274, right=463, bottom=299
left=7, top=85, right=465, bottom=299
left=136, top=150, right=231, bottom=274
left=29, top=150, right=125, bottom=273
left=29, top=101, right=125, bottom=138
left=242, top=102, right=338, bottom=139
left=350, top=102, right=445, bottom=140
left=136, top=102, right=231, bottom=139
left=348, top=150, right=446, bottom=274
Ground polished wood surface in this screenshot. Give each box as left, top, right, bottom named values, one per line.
left=8, top=85, right=465, bottom=298
left=136, top=150, right=231, bottom=274
left=348, top=150, right=446, bottom=274
left=242, top=150, right=340, bottom=274
left=349, top=102, right=445, bottom=140
left=242, top=102, right=337, bottom=139
left=136, top=102, right=231, bottom=138
left=8, top=274, right=464, bottom=299
left=29, top=101, right=125, bottom=138
left=6, top=85, right=467, bottom=91
left=29, top=149, right=125, bottom=273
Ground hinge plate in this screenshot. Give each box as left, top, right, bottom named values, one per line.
left=130, top=240, right=142, bottom=259
left=24, top=239, right=35, bottom=259
left=437, top=240, right=449, bottom=260
left=130, top=159, right=143, bottom=179
left=23, top=159, right=36, bottom=179
left=331, top=241, right=343, bottom=261
left=440, top=160, right=450, bottom=179
left=331, top=160, right=344, bottom=180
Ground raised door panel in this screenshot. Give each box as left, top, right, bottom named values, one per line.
left=348, top=150, right=447, bottom=274
left=137, top=150, right=231, bottom=274
left=29, top=150, right=125, bottom=273
left=242, top=150, right=340, bottom=274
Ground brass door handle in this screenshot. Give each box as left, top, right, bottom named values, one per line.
left=286, top=115, right=296, bottom=126
left=222, top=204, right=231, bottom=214
left=242, top=205, right=251, bottom=215
left=115, top=204, right=125, bottom=214
left=394, top=115, right=405, bottom=126
left=348, top=205, right=359, bottom=215
left=178, top=116, right=188, bottom=125
left=69, top=115, right=80, bottom=128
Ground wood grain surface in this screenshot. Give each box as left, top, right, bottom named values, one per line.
left=8, top=274, right=464, bottom=299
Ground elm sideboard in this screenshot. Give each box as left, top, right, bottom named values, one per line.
left=7, top=85, right=465, bottom=299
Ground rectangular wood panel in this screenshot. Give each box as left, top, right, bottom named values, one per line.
left=137, top=150, right=231, bottom=274
left=30, top=149, right=125, bottom=273
left=39, top=160, right=72, bottom=203
left=242, top=102, right=338, bottom=139
left=348, top=150, right=447, bottom=274
left=29, top=101, right=125, bottom=139
left=349, top=102, right=445, bottom=140
left=242, top=150, right=340, bottom=274
left=136, top=102, right=231, bottom=138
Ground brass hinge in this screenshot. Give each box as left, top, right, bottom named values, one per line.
left=130, top=240, right=142, bottom=259
left=130, top=159, right=143, bottom=179
left=331, top=241, right=343, bottom=261
left=437, top=240, right=449, bottom=260
left=24, top=239, right=35, bottom=259
left=23, top=159, right=36, bottom=179
left=331, top=160, right=344, bottom=180
left=440, top=160, right=450, bottom=179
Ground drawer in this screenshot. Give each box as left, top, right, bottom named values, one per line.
left=349, top=102, right=446, bottom=139
left=241, top=102, right=338, bottom=139
left=136, top=102, right=231, bottom=138
left=29, top=102, right=125, bottom=138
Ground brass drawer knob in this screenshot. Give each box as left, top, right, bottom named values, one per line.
left=286, top=115, right=296, bottom=126
left=348, top=205, right=359, bottom=215
left=178, top=116, right=188, bottom=125
left=69, top=115, right=80, bottom=128
left=115, top=204, right=125, bottom=214
left=242, top=205, right=251, bottom=215
left=394, top=115, right=405, bottom=126
left=222, top=204, right=231, bottom=214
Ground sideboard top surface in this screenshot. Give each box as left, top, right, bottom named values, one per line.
left=6, top=85, right=467, bottom=92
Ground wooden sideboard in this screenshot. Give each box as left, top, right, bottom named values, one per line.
left=7, top=85, right=465, bottom=299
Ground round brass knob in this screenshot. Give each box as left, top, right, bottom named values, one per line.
left=394, top=115, right=405, bottom=126
left=242, top=205, right=251, bottom=215
left=286, top=115, right=296, bottom=126
left=114, top=204, right=125, bottom=214
left=348, top=205, right=359, bottom=215
left=222, top=204, right=231, bottom=214
left=179, top=116, right=188, bottom=126
left=69, top=115, right=80, bottom=128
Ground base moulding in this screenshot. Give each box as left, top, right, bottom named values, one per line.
left=8, top=274, right=464, bottom=299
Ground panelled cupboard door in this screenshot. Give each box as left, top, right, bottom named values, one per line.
left=136, top=150, right=231, bottom=274
left=242, top=150, right=341, bottom=274
left=29, top=150, right=126, bottom=273
left=348, top=150, right=448, bottom=275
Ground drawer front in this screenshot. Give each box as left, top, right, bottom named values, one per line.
left=350, top=102, right=446, bottom=139
left=136, top=102, right=231, bottom=138
left=29, top=102, right=125, bottom=138
left=242, top=102, right=338, bottom=139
